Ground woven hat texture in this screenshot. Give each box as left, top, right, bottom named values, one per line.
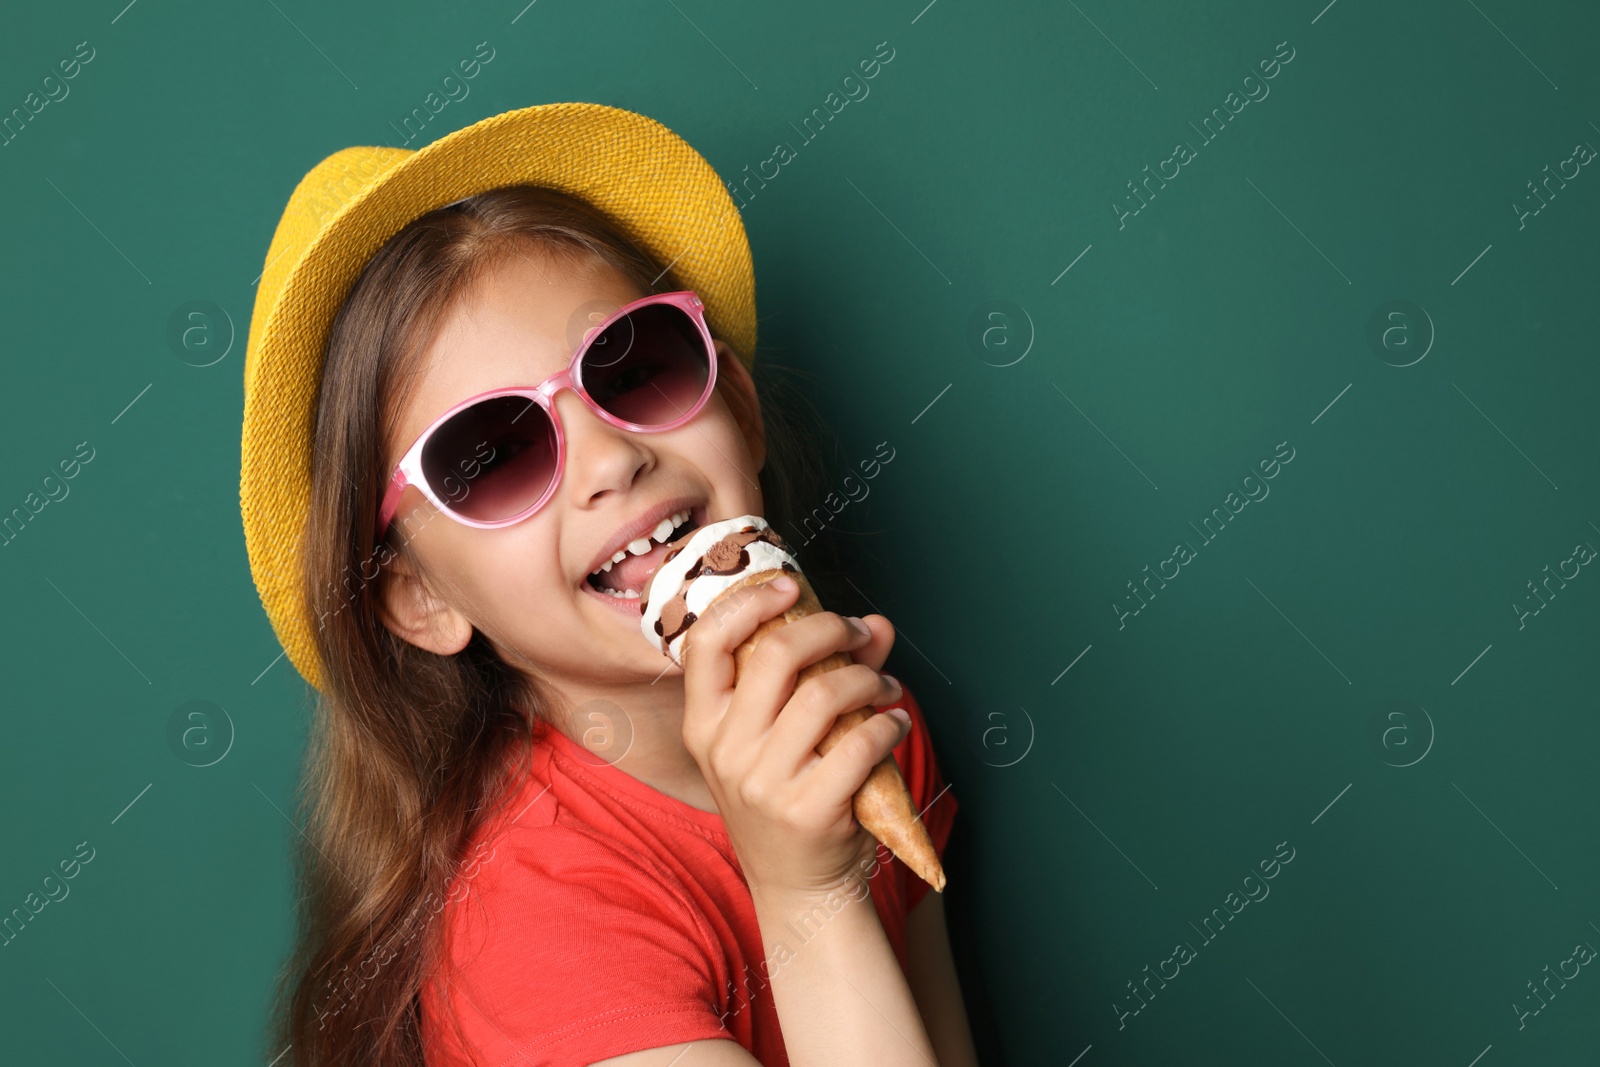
left=240, top=102, right=756, bottom=691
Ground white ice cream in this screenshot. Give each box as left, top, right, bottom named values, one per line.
left=639, top=514, right=800, bottom=664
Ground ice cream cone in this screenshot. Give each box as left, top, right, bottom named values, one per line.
left=641, top=517, right=946, bottom=894
left=725, top=569, right=945, bottom=893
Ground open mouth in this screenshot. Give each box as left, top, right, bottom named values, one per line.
left=585, top=508, right=700, bottom=600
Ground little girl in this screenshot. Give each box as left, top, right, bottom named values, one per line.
left=242, top=104, right=974, bottom=1067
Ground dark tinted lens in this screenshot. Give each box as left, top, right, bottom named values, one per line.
left=420, top=395, right=557, bottom=522
left=581, top=303, right=711, bottom=426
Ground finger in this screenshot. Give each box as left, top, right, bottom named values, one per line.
left=765, top=664, right=903, bottom=777
left=800, top=709, right=912, bottom=814
left=681, top=573, right=801, bottom=688
left=846, top=614, right=896, bottom=673
left=723, top=611, right=875, bottom=743
left=680, top=575, right=801, bottom=738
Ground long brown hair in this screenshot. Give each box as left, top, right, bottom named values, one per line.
left=268, top=183, right=831, bottom=1065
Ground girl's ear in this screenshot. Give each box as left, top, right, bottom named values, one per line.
left=374, top=548, right=475, bottom=657
left=713, top=339, right=766, bottom=472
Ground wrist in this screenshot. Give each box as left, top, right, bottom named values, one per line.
left=746, top=839, right=885, bottom=914
left=749, top=871, right=876, bottom=929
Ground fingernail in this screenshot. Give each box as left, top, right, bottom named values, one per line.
left=846, top=616, right=870, bottom=637
left=772, top=576, right=798, bottom=593
left=887, top=706, right=912, bottom=727
left=882, top=672, right=902, bottom=692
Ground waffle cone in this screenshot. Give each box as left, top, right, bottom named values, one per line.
left=703, top=569, right=946, bottom=894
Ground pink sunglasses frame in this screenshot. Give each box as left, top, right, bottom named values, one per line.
left=375, top=289, right=718, bottom=540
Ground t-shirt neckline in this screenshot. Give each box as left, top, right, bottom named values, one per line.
left=535, top=718, right=732, bottom=841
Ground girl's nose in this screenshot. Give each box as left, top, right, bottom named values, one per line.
left=555, top=390, right=651, bottom=506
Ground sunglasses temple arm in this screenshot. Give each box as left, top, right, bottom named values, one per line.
left=375, top=468, right=409, bottom=541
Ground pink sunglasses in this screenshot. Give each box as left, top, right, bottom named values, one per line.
left=376, top=290, right=718, bottom=540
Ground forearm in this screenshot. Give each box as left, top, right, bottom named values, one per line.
left=751, top=881, right=938, bottom=1067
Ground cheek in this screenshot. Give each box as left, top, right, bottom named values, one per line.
left=432, top=523, right=569, bottom=626
left=684, top=398, right=761, bottom=477
left=459, top=535, right=598, bottom=667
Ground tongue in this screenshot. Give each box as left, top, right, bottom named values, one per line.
left=596, top=541, right=670, bottom=594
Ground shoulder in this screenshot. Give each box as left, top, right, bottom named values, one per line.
left=425, top=817, right=727, bottom=1066
left=435, top=744, right=718, bottom=968
left=447, top=806, right=705, bottom=946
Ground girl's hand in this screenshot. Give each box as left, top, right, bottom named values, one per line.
left=680, top=575, right=910, bottom=902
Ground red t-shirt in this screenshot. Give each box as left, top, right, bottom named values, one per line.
left=420, top=685, right=957, bottom=1067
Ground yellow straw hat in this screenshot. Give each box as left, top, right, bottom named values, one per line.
left=240, top=102, right=757, bottom=692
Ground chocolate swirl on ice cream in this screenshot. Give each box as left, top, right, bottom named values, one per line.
left=640, top=516, right=798, bottom=665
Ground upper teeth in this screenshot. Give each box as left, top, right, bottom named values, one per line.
left=595, top=510, right=691, bottom=574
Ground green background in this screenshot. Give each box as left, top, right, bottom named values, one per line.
left=3, top=0, right=1598, bottom=1063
